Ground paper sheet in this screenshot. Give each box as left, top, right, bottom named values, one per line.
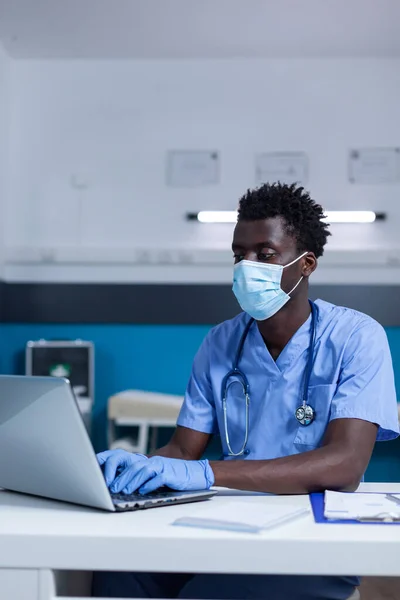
left=173, top=501, right=309, bottom=533
left=324, top=491, right=400, bottom=521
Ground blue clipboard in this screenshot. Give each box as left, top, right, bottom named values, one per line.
left=310, top=492, right=400, bottom=525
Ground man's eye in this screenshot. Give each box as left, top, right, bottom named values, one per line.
left=258, top=253, right=275, bottom=261
left=233, top=254, right=244, bottom=262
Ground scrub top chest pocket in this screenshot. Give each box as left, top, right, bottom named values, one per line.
left=293, top=384, right=336, bottom=449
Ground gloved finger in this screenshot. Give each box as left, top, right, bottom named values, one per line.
left=111, top=463, right=155, bottom=494
left=138, top=475, right=165, bottom=495
left=133, top=453, right=148, bottom=461
left=104, top=455, right=126, bottom=487
left=96, top=450, right=114, bottom=466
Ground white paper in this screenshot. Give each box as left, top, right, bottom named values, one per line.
left=173, top=501, right=309, bottom=533
left=348, top=147, right=400, bottom=184
left=255, top=152, right=308, bottom=186
left=166, top=150, right=219, bottom=187
left=324, top=491, right=400, bottom=520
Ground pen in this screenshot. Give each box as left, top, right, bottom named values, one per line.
left=385, top=494, right=400, bottom=507
left=357, top=513, right=400, bottom=523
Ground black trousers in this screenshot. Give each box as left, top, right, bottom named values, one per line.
left=92, top=571, right=358, bottom=599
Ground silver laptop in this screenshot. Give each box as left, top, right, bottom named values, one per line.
left=0, top=375, right=215, bottom=511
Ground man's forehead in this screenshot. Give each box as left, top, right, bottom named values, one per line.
left=232, top=217, right=293, bottom=247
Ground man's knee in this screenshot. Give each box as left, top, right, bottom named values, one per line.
left=92, top=571, right=193, bottom=598
left=92, top=571, right=143, bottom=598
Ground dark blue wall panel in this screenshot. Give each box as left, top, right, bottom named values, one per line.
left=0, top=323, right=398, bottom=481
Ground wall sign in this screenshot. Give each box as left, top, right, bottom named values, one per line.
left=348, top=147, right=400, bottom=184
left=166, top=150, right=220, bottom=187
left=255, top=152, right=308, bottom=186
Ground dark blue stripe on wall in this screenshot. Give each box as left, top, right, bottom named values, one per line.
left=0, top=283, right=399, bottom=481
left=2, top=283, right=400, bottom=326
left=1, top=322, right=399, bottom=483
left=0, top=323, right=211, bottom=451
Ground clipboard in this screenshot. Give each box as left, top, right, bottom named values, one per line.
left=310, top=493, right=400, bottom=525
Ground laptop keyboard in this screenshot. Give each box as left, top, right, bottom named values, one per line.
left=111, top=490, right=176, bottom=502
left=110, top=490, right=214, bottom=511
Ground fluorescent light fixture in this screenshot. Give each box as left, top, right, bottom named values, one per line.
left=197, top=211, right=237, bottom=223
left=323, top=211, right=377, bottom=223
left=187, top=211, right=386, bottom=224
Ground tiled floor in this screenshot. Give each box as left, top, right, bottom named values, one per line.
left=360, top=578, right=400, bottom=600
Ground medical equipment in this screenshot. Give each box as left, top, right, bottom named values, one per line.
left=26, top=339, right=94, bottom=434
left=107, top=454, right=214, bottom=496
left=221, top=301, right=318, bottom=456
left=232, top=252, right=307, bottom=321
left=98, top=449, right=148, bottom=487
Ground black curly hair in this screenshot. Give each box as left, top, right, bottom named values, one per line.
left=237, top=182, right=330, bottom=258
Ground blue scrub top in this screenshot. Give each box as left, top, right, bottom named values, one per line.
left=177, top=299, right=399, bottom=459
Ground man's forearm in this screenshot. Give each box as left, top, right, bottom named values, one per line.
left=149, top=443, right=188, bottom=459
left=149, top=438, right=203, bottom=460
left=148, top=426, right=210, bottom=460
left=210, top=445, right=361, bottom=494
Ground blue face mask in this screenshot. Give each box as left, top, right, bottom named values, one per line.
left=232, top=252, right=307, bottom=321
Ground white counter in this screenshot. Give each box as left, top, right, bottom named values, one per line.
left=0, top=483, right=399, bottom=599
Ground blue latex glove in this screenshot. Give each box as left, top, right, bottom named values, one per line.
left=96, top=449, right=148, bottom=488
left=109, top=456, right=215, bottom=495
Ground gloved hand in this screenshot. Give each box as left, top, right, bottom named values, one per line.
left=96, top=449, right=148, bottom=488
left=109, top=456, right=215, bottom=495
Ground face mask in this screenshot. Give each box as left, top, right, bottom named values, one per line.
left=232, top=252, right=308, bottom=321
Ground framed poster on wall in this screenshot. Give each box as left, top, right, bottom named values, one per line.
left=348, top=147, right=400, bottom=184
left=166, top=150, right=220, bottom=187
left=255, top=152, right=308, bottom=186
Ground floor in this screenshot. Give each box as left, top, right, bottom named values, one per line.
left=360, top=578, right=400, bottom=600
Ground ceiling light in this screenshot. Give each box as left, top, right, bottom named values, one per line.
left=323, top=211, right=382, bottom=223
left=186, top=211, right=386, bottom=224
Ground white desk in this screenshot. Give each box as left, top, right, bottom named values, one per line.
left=0, top=483, right=399, bottom=600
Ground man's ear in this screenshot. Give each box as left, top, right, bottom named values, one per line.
left=302, top=253, right=317, bottom=277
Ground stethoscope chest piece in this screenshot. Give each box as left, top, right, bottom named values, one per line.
left=295, top=404, right=315, bottom=426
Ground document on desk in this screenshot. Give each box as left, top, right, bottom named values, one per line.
left=324, top=491, right=400, bottom=522
left=173, top=502, right=309, bottom=533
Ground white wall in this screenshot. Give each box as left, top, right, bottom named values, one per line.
left=4, top=58, right=400, bottom=283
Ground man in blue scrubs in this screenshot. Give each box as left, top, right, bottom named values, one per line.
left=94, top=183, right=399, bottom=599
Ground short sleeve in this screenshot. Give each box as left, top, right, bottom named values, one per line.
left=330, top=320, right=399, bottom=441
left=176, top=332, right=218, bottom=434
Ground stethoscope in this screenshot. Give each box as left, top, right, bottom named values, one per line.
left=221, top=301, right=318, bottom=457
